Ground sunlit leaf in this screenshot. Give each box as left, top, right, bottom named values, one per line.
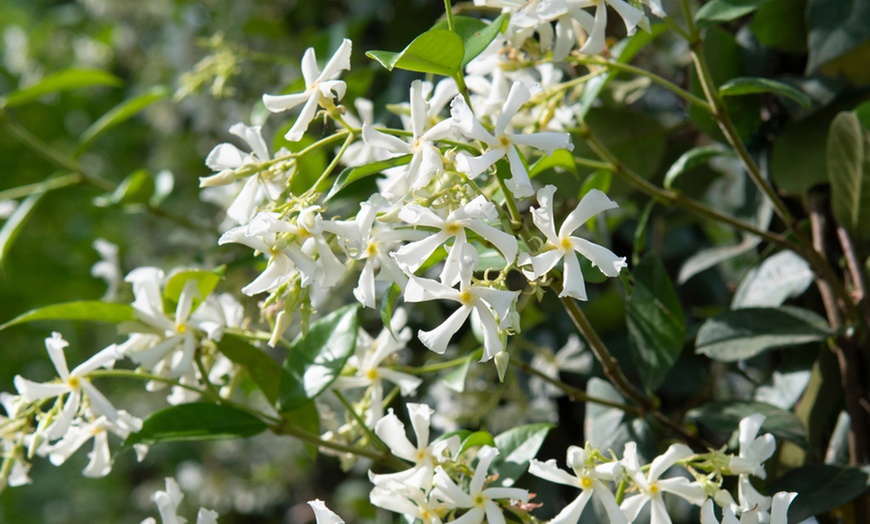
left=325, top=154, right=412, bottom=201
left=2, top=69, right=122, bottom=108
left=366, top=29, right=464, bottom=77
left=217, top=332, right=283, bottom=404
left=687, top=400, right=807, bottom=447
left=828, top=111, right=870, bottom=243
left=695, top=0, right=770, bottom=26
left=732, top=250, right=814, bottom=308
left=163, top=268, right=223, bottom=313
left=433, top=14, right=509, bottom=67
left=0, top=301, right=135, bottom=331
left=0, top=192, right=44, bottom=269
left=491, top=423, right=553, bottom=487
left=78, top=86, right=169, bottom=153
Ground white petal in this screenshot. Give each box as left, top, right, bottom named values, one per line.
left=318, top=38, right=353, bottom=81
left=284, top=93, right=321, bottom=142
left=607, top=0, right=645, bottom=34
left=308, top=499, right=345, bottom=524
left=649, top=443, right=694, bottom=481
left=529, top=458, right=580, bottom=487
left=504, top=146, right=535, bottom=198
left=205, top=143, right=247, bottom=171
left=362, top=123, right=410, bottom=153
left=374, top=410, right=417, bottom=461
left=455, top=148, right=506, bottom=178
left=551, top=491, right=593, bottom=524
left=262, top=91, right=311, bottom=113
left=82, top=430, right=112, bottom=478
left=495, top=82, right=531, bottom=137
left=229, top=122, right=270, bottom=162
left=509, top=131, right=573, bottom=156
left=570, top=237, right=627, bottom=277
left=561, top=189, right=619, bottom=235
left=578, top=3, right=608, bottom=55
left=659, top=477, right=707, bottom=506
left=559, top=252, right=588, bottom=301
left=418, top=306, right=471, bottom=354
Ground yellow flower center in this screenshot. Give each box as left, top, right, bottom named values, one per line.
left=580, top=476, right=593, bottom=490
left=459, top=290, right=474, bottom=305
left=648, top=482, right=660, bottom=496
left=499, top=135, right=511, bottom=148
left=177, top=323, right=188, bottom=333
left=474, top=494, right=486, bottom=506
left=297, top=227, right=311, bottom=239
left=444, top=222, right=462, bottom=235
left=365, top=242, right=378, bottom=257
left=365, top=368, right=379, bottom=381
left=67, top=376, right=81, bottom=389
left=559, top=236, right=573, bottom=251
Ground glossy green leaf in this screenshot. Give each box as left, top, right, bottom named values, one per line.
left=696, top=306, right=831, bottom=362
left=78, top=86, right=169, bottom=152
left=584, top=378, right=654, bottom=460
left=771, top=464, right=870, bottom=521
left=282, top=401, right=320, bottom=437
left=216, top=332, right=283, bottom=404
left=529, top=149, right=578, bottom=179
left=732, top=250, right=814, bottom=308
left=677, top=236, right=761, bottom=284
left=856, top=100, right=870, bottom=129
left=124, top=403, right=268, bottom=447
left=491, top=423, right=552, bottom=486
left=580, top=169, right=612, bottom=197
left=828, top=111, right=870, bottom=243
left=695, top=0, right=770, bottom=26
left=325, top=154, right=412, bottom=201
left=687, top=400, right=807, bottom=447
left=163, top=268, right=223, bottom=313
left=433, top=14, right=508, bottom=67
left=806, top=0, right=870, bottom=73
left=749, top=0, right=808, bottom=54
left=719, top=77, right=812, bottom=108
left=0, top=192, right=43, bottom=269
left=459, top=430, right=496, bottom=455
left=0, top=301, right=135, bottom=331
left=379, top=283, right=402, bottom=340
left=770, top=108, right=832, bottom=196
left=278, top=305, right=358, bottom=411
left=664, top=146, right=731, bottom=189
left=626, top=253, right=686, bottom=392
left=366, top=29, right=464, bottom=77
left=1, top=69, right=122, bottom=108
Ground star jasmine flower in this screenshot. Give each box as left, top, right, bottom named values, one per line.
left=362, top=80, right=456, bottom=193
left=529, top=334, right=593, bottom=398
left=452, top=81, right=573, bottom=198
left=700, top=492, right=797, bottom=524
left=620, top=442, right=707, bottom=524
left=393, top=196, right=518, bottom=286
left=308, top=499, right=344, bottom=524
left=39, top=411, right=141, bottom=478
left=730, top=414, right=776, bottom=479
left=263, top=39, right=352, bottom=142
left=14, top=333, right=118, bottom=440
left=369, top=402, right=459, bottom=490
left=521, top=185, right=627, bottom=300
left=371, top=480, right=446, bottom=524
left=403, top=245, right=519, bottom=361
left=431, top=446, right=529, bottom=524
left=142, top=477, right=220, bottom=524
left=574, top=0, right=645, bottom=55
left=529, top=445, right=626, bottom=524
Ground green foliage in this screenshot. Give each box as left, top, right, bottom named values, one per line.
left=216, top=333, right=283, bottom=404
left=664, top=146, right=732, bottom=189
left=491, top=423, right=552, bottom=486
left=0, top=301, right=135, bottom=331
left=718, top=77, right=812, bottom=108
left=1, top=69, right=122, bottom=108
left=367, top=29, right=464, bottom=77
left=695, top=0, right=771, bottom=26
left=325, top=154, right=412, bottom=201
left=771, top=464, right=870, bottom=521
left=828, top=110, right=870, bottom=243
left=124, top=403, right=269, bottom=447
left=687, top=400, right=807, bottom=446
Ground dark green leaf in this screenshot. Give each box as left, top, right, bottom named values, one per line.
left=325, top=154, right=412, bottom=201
left=0, top=192, right=44, bottom=268
left=856, top=100, right=870, bottom=130
left=749, top=0, right=808, bottom=54
left=806, top=0, right=870, bottom=73
left=626, top=253, right=686, bottom=391
left=491, top=423, right=552, bottom=486
left=732, top=250, right=814, bottom=308
left=163, top=268, right=223, bottom=313
left=770, top=108, right=832, bottom=196
left=719, top=77, right=812, bottom=108
left=379, top=283, right=402, bottom=340
left=78, top=86, right=169, bottom=152
left=771, top=464, right=870, bottom=521
left=109, top=170, right=155, bottom=206
left=278, top=305, right=358, bottom=411
left=2, top=69, right=122, bottom=108
left=664, top=146, right=731, bottom=189
left=0, top=301, right=136, bottom=331
left=696, top=306, right=831, bottom=362
left=828, top=111, right=870, bottom=243
left=216, top=332, right=283, bottom=404
left=366, top=29, right=464, bottom=77
left=124, top=403, right=268, bottom=447
left=580, top=169, right=612, bottom=197
left=695, top=0, right=770, bottom=26
left=282, top=400, right=320, bottom=436
left=433, top=14, right=509, bottom=67
left=677, top=236, right=761, bottom=284
left=687, top=400, right=806, bottom=447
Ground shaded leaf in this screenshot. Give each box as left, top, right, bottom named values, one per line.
left=773, top=465, right=870, bottom=521
left=584, top=378, right=654, bottom=461
left=1, top=69, right=122, bottom=108
left=678, top=236, right=761, bottom=284
left=0, top=192, right=44, bottom=269
left=379, top=283, right=402, bottom=340
left=696, top=306, right=831, bottom=362
left=626, top=253, right=686, bottom=391
left=124, top=403, right=268, bottom=447
left=491, top=423, right=552, bottom=487
left=695, top=0, right=770, bottom=26
left=366, top=29, right=464, bottom=77
left=278, top=305, right=358, bottom=411
left=770, top=108, right=832, bottom=196
left=325, top=154, right=412, bottom=201
left=108, top=170, right=155, bottom=206
left=0, top=301, right=135, bottom=331
left=459, top=431, right=496, bottom=455
left=78, top=86, right=169, bottom=152
left=687, top=400, right=807, bottom=447
left=442, top=355, right=473, bottom=393
left=664, top=145, right=731, bottom=189
left=433, top=14, right=508, bottom=67
left=217, top=332, right=283, bottom=404
left=806, top=0, right=870, bottom=73
left=732, top=250, right=814, bottom=308
left=828, top=111, right=870, bottom=243
left=719, top=77, right=812, bottom=108
left=749, top=0, right=808, bottom=54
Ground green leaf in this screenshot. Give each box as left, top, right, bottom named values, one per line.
left=770, top=108, right=833, bottom=196
left=442, top=355, right=473, bottom=393
left=491, top=423, right=552, bottom=486
left=109, top=170, right=155, bottom=206
left=677, top=236, right=761, bottom=284
left=584, top=378, right=653, bottom=459
left=719, top=77, right=812, bottom=108
left=855, top=100, right=870, bottom=129
left=163, top=268, right=223, bottom=313
left=580, top=169, right=612, bottom=197
left=325, top=154, right=412, bottom=201
left=695, top=0, right=771, bottom=26
left=732, top=250, right=814, bottom=308
left=366, top=29, right=464, bottom=77
left=278, top=305, right=358, bottom=411
left=828, top=111, right=870, bottom=243
left=379, top=283, right=402, bottom=340
left=78, top=86, right=169, bottom=152
left=529, top=149, right=578, bottom=179
left=124, top=403, right=268, bottom=447
left=433, top=14, right=508, bottom=67
left=626, top=253, right=686, bottom=392
left=0, top=191, right=44, bottom=269
left=806, top=0, right=870, bottom=73
left=771, top=464, right=870, bottom=521
left=216, top=333, right=283, bottom=404
left=664, top=146, right=731, bottom=189
left=696, top=306, right=831, bottom=362
left=1, top=69, right=122, bottom=108
left=282, top=401, right=320, bottom=436
left=687, top=400, right=807, bottom=447
left=0, top=301, right=136, bottom=331
left=459, top=430, right=496, bottom=454
left=749, top=0, right=808, bottom=54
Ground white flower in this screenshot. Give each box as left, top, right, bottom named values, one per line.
left=308, top=499, right=344, bottom=524
left=452, top=82, right=573, bottom=198
left=431, top=446, right=529, bottom=524
left=263, top=39, right=352, bottom=142
left=730, top=414, right=776, bottom=479
left=700, top=492, right=797, bottom=524
left=40, top=411, right=141, bottom=478
left=620, top=442, right=707, bottom=524
left=529, top=445, right=626, bottom=524
left=403, top=245, right=519, bottom=361
left=521, top=185, right=626, bottom=300
left=14, top=333, right=118, bottom=440
left=529, top=334, right=592, bottom=397
left=371, top=480, right=445, bottom=524
left=141, top=477, right=220, bottom=524
left=91, top=238, right=122, bottom=301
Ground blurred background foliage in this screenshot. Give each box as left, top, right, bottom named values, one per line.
left=1, top=0, right=869, bottom=522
